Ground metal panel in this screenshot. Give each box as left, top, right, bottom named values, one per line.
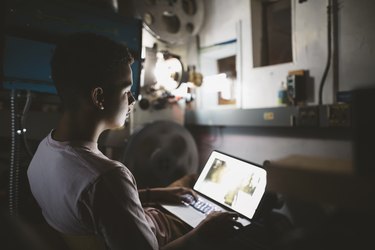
left=3, top=36, right=56, bottom=93
left=185, top=107, right=298, bottom=127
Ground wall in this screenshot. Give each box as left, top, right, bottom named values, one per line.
left=183, top=2, right=375, bottom=224
left=339, top=0, right=375, bottom=90
left=135, top=0, right=372, bottom=169
left=197, top=0, right=375, bottom=108
left=188, top=126, right=352, bottom=169
left=144, top=0, right=372, bottom=107
left=173, top=0, right=375, bottom=172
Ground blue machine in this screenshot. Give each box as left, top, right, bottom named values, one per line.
left=3, top=0, right=142, bottom=98
left=3, top=36, right=57, bottom=94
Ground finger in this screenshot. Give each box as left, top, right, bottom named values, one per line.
left=221, top=212, right=238, bottom=219
left=223, top=215, right=243, bottom=229
left=205, top=211, right=221, bottom=219
left=179, top=188, right=198, bottom=201
left=189, top=190, right=199, bottom=201
left=232, top=220, right=244, bottom=230
left=181, top=190, right=198, bottom=201
left=231, top=213, right=239, bottom=220
left=179, top=187, right=192, bottom=194
left=206, top=211, right=233, bottom=222
left=181, top=195, right=195, bottom=205
left=220, top=212, right=241, bottom=223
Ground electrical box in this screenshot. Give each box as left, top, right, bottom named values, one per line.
left=319, top=104, right=351, bottom=128
left=295, top=106, right=319, bottom=127
left=286, top=74, right=306, bottom=105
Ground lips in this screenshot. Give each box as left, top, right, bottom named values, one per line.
left=127, top=102, right=135, bottom=115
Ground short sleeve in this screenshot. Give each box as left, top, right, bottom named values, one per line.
left=78, top=167, right=159, bottom=250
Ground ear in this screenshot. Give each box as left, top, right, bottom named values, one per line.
left=91, top=87, right=105, bottom=110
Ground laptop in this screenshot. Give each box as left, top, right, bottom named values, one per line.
left=160, top=150, right=267, bottom=228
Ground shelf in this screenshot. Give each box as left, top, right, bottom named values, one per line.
left=185, top=105, right=351, bottom=128
left=185, top=107, right=298, bottom=127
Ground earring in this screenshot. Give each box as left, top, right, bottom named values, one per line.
left=96, top=102, right=104, bottom=110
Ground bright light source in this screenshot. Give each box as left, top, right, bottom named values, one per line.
left=154, top=53, right=183, bottom=91
left=202, top=73, right=232, bottom=99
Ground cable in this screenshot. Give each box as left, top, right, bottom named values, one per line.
left=9, top=90, right=15, bottom=215
left=318, top=0, right=333, bottom=105
left=9, top=90, right=21, bottom=216
left=20, top=91, right=33, bottom=158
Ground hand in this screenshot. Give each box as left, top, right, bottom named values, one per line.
left=195, top=211, right=243, bottom=240
left=151, top=187, right=198, bottom=204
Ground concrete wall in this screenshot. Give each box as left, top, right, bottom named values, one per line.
left=136, top=0, right=373, bottom=170
left=180, top=0, right=375, bottom=172
left=196, top=0, right=375, bottom=108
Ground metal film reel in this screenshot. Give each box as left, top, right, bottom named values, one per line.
left=135, top=0, right=205, bottom=44
left=122, top=120, right=199, bottom=188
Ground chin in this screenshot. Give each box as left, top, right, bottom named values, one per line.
left=105, top=120, right=125, bottom=130
left=112, top=121, right=126, bottom=129
left=108, top=113, right=128, bottom=128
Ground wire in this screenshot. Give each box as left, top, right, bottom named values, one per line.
left=20, top=91, right=34, bottom=158
left=9, top=90, right=20, bottom=216
left=318, top=0, right=333, bottom=105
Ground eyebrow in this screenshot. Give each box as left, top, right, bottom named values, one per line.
left=121, top=80, right=132, bottom=87
left=124, top=82, right=133, bottom=90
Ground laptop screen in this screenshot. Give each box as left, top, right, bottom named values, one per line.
left=193, top=151, right=267, bottom=220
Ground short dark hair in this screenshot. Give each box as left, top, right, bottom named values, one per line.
left=51, top=32, right=134, bottom=110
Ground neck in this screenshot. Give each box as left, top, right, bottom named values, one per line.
left=53, top=110, right=105, bottom=143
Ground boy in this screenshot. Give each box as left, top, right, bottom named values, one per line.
left=27, top=33, right=241, bottom=250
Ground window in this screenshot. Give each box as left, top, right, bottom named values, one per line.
left=251, top=0, right=293, bottom=67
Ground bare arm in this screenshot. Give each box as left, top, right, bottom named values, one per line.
left=80, top=168, right=159, bottom=250
left=139, top=187, right=198, bottom=205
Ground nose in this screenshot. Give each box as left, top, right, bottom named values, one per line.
left=128, top=92, right=136, bottom=105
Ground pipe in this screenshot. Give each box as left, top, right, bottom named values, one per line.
left=318, top=0, right=333, bottom=105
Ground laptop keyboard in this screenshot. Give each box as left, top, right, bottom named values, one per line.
left=182, top=194, right=220, bottom=214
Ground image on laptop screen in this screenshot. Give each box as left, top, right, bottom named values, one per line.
left=194, top=151, right=267, bottom=220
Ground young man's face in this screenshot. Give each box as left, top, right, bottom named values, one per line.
left=102, top=64, right=135, bottom=129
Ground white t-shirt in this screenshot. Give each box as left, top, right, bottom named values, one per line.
left=27, top=131, right=170, bottom=250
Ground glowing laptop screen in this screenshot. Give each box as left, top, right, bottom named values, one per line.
left=194, top=151, right=267, bottom=219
